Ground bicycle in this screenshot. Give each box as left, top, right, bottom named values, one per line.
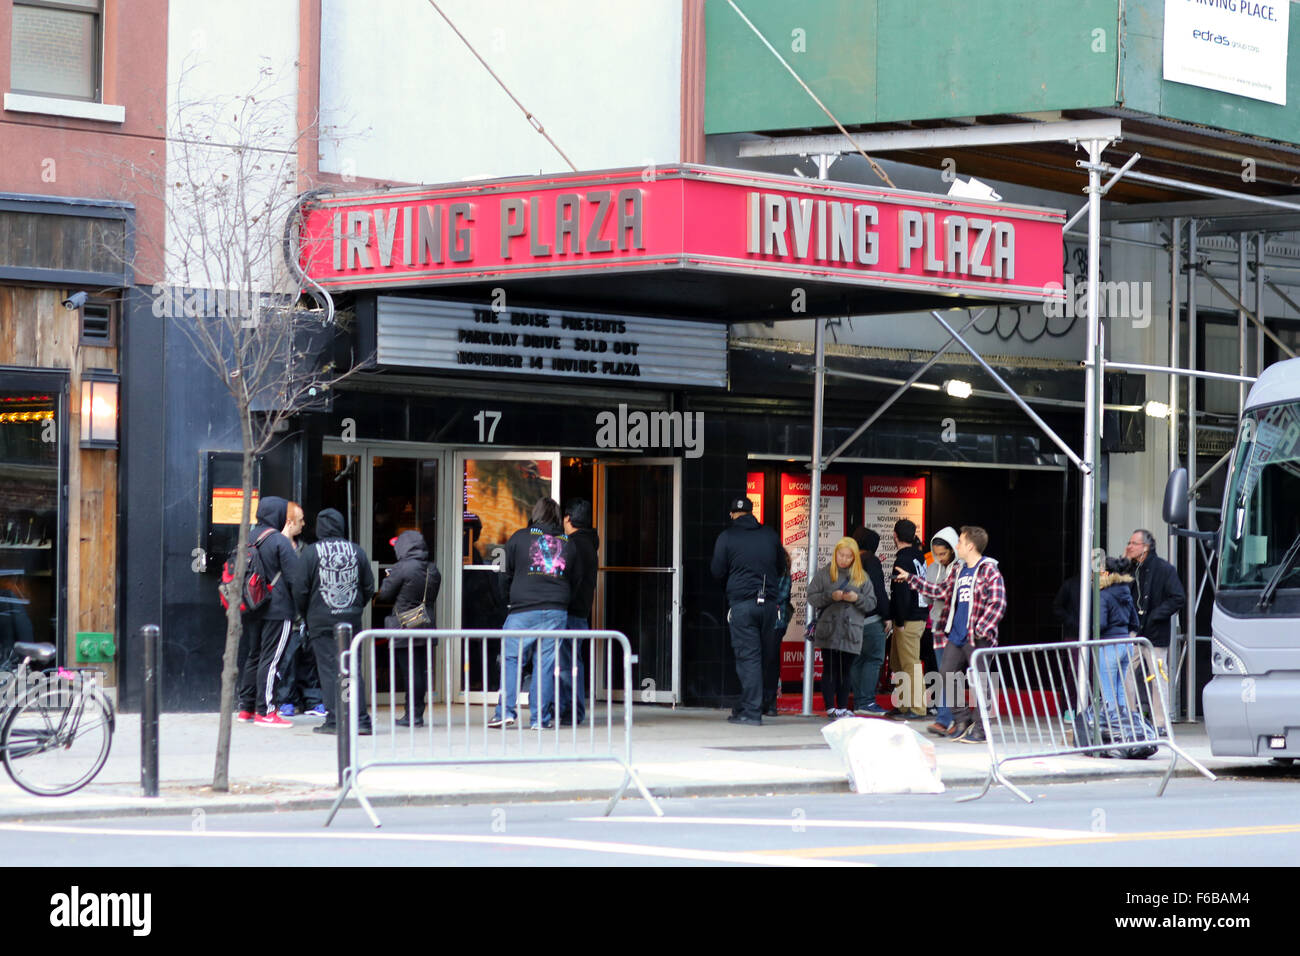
left=0, top=642, right=115, bottom=796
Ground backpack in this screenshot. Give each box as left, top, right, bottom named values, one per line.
left=219, top=528, right=281, bottom=613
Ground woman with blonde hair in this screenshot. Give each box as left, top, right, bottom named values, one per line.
left=1097, top=557, right=1140, bottom=711
left=807, top=537, right=878, bottom=717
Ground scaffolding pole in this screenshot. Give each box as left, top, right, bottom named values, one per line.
left=1186, top=219, right=1199, bottom=722
left=803, top=317, right=825, bottom=716
left=1168, top=218, right=1181, bottom=600
left=1080, top=139, right=1108, bottom=648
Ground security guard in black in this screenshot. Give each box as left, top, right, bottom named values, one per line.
left=711, top=494, right=784, bottom=724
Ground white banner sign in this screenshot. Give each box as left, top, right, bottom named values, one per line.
left=376, top=296, right=728, bottom=388
left=1163, top=0, right=1290, bottom=105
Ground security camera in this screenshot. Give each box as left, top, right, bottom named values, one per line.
left=62, top=291, right=88, bottom=310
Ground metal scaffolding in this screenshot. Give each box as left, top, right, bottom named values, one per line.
left=760, top=122, right=1300, bottom=718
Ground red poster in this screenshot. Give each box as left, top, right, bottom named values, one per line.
left=862, top=476, right=926, bottom=553
left=745, top=471, right=764, bottom=524
left=779, top=473, right=846, bottom=681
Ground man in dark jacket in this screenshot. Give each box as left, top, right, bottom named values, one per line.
left=711, top=494, right=783, bottom=725
left=236, top=496, right=301, bottom=727
left=375, top=529, right=440, bottom=727
left=1124, top=529, right=1183, bottom=730
left=490, top=498, right=572, bottom=729
left=559, top=499, right=597, bottom=725
left=1124, top=530, right=1185, bottom=647
left=888, top=519, right=929, bottom=719
left=295, top=508, right=376, bottom=735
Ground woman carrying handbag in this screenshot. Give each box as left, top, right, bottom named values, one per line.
left=377, top=530, right=442, bottom=727
left=807, top=537, right=877, bottom=718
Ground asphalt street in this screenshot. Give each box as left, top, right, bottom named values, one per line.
left=2, top=775, right=1297, bottom=867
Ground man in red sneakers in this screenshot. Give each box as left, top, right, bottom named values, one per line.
left=234, top=497, right=301, bottom=727
left=893, top=525, right=1006, bottom=743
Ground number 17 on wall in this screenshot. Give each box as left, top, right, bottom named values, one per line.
left=474, top=410, right=502, bottom=443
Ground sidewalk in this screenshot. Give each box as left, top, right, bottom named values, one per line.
left=0, top=705, right=1261, bottom=821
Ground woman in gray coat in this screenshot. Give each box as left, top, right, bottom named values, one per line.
left=808, top=537, right=878, bottom=717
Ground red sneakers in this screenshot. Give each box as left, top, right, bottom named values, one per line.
left=253, top=711, right=292, bottom=728
left=236, top=711, right=255, bottom=723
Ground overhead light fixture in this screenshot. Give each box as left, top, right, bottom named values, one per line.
left=944, top=379, right=973, bottom=399
left=1144, top=400, right=1171, bottom=419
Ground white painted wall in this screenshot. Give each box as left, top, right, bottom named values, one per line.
left=164, top=0, right=302, bottom=290
left=318, top=0, right=683, bottom=184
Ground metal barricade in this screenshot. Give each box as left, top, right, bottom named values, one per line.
left=961, top=637, right=1216, bottom=803
left=324, top=629, right=664, bottom=827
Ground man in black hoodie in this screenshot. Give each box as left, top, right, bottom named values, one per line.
left=236, top=496, right=300, bottom=727
left=888, top=518, right=929, bottom=720
left=295, top=508, right=376, bottom=734
left=489, top=498, right=573, bottom=729
left=711, top=493, right=783, bottom=725
left=559, top=498, right=598, bottom=725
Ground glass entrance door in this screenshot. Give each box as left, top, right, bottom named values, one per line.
left=454, top=450, right=560, bottom=703
left=321, top=444, right=446, bottom=704
left=597, top=459, right=681, bottom=703
left=0, top=378, right=63, bottom=657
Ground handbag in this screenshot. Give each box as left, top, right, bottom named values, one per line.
left=396, top=567, right=433, bottom=629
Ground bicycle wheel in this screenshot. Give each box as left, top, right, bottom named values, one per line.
left=2, top=677, right=113, bottom=796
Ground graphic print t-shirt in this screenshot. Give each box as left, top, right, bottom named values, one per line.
left=529, top=531, right=567, bottom=577
left=316, top=540, right=359, bottom=610
left=947, top=563, right=978, bottom=646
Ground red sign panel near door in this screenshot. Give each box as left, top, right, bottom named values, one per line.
left=862, top=476, right=926, bottom=554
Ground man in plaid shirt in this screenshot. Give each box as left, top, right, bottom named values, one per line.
left=893, top=526, right=1006, bottom=743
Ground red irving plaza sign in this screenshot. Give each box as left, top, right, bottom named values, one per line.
left=297, top=165, right=1064, bottom=302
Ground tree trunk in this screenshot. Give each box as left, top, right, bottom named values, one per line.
left=212, top=408, right=257, bottom=791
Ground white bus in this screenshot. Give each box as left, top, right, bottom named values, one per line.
left=1167, top=356, right=1300, bottom=761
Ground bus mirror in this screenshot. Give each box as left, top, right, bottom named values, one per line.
left=1163, top=468, right=1189, bottom=528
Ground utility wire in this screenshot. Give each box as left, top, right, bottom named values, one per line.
left=726, top=0, right=894, bottom=188
left=426, top=0, right=578, bottom=172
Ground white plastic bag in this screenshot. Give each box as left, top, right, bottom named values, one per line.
left=821, top=716, right=945, bottom=794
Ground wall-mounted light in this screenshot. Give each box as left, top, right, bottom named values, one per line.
left=1143, top=400, right=1171, bottom=419
left=80, top=368, right=119, bottom=449
left=943, top=379, right=973, bottom=399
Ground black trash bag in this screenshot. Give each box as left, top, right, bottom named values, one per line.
left=1073, top=706, right=1159, bottom=760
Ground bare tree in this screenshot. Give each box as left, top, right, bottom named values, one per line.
left=112, top=60, right=362, bottom=790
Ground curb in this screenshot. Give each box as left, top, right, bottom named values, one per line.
left=0, top=763, right=1219, bottom=824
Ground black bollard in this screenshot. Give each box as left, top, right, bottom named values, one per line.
left=141, top=625, right=161, bottom=797
left=334, top=622, right=352, bottom=788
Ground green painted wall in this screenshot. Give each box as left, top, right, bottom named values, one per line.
left=705, top=0, right=880, bottom=131
left=705, top=0, right=1120, bottom=133
left=706, top=0, right=1300, bottom=145
left=874, top=0, right=1120, bottom=123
